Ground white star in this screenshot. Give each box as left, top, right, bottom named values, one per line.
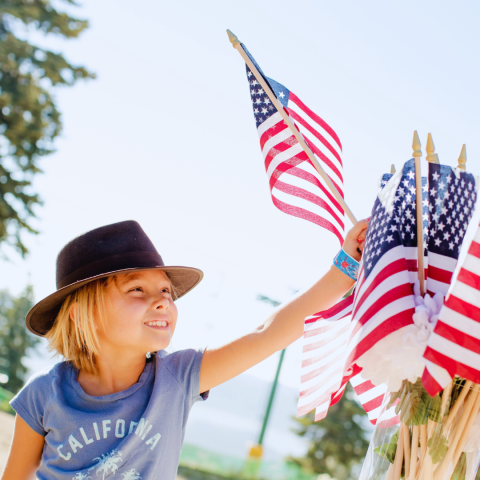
left=446, top=217, right=452, bottom=225
left=435, top=197, right=443, bottom=206
left=254, top=108, right=259, bottom=114
left=423, top=183, right=428, bottom=192
left=264, top=97, right=271, bottom=105
left=386, top=235, right=393, bottom=243
left=430, top=187, right=437, bottom=196
left=406, top=193, right=412, bottom=203
left=255, top=98, right=262, bottom=105
left=438, top=182, right=445, bottom=190
left=432, top=213, right=439, bottom=222
left=437, top=222, right=445, bottom=231
left=408, top=171, right=415, bottom=180
left=367, top=262, right=372, bottom=269
left=278, top=91, right=285, bottom=98
left=449, top=242, right=454, bottom=250
left=455, top=235, right=460, bottom=243
left=461, top=179, right=465, bottom=188
left=251, top=79, right=259, bottom=86
left=468, top=182, right=473, bottom=190
left=257, top=88, right=264, bottom=95
left=443, top=232, right=451, bottom=241
left=390, top=225, right=398, bottom=232
left=434, top=238, right=441, bottom=247
left=432, top=172, right=440, bottom=181
left=247, top=70, right=252, bottom=77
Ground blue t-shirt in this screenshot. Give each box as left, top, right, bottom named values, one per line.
left=10, top=349, right=208, bottom=480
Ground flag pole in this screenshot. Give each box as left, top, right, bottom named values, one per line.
left=227, top=29, right=358, bottom=226
left=412, top=131, right=425, bottom=296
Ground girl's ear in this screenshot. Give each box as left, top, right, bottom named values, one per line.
left=69, top=302, right=79, bottom=324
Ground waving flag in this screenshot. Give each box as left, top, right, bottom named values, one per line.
left=240, top=45, right=345, bottom=244
left=298, top=162, right=422, bottom=423
left=426, top=164, right=478, bottom=296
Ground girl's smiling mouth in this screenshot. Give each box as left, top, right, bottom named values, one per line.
left=144, top=320, right=170, bottom=329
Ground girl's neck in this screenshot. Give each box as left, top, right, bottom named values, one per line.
left=77, top=349, right=148, bottom=397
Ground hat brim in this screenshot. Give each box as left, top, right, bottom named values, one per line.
left=26, top=266, right=203, bottom=337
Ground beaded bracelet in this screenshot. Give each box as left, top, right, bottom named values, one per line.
left=333, top=249, right=359, bottom=281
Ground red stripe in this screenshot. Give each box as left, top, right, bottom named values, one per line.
left=301, top=345, right=344, bottom=368
left=272, top=157, right=344, bottom=214
left=352, top=379, right=376, bottom=396
left=424, top=346, right=480, bottom=386
left=405, top=259, right=418, bottom=272
left=302, top=133, right=343, bottom=186
left=457, top=267, right=480, bottom=291
left=304, top=322, right=350, bottom=339
left=303, top=334, right=347, bottom=353
left=282, top=163, right=344, bottom=215
left=421, top=368, right=444, bottom=397
left=468, top=240, right=480, bottom=258
left=428, top=265, right=454, bottom=285
left=362, top=395, right=384, bottom=413
left=271, top=196, right=344, bottom=245
left=347, top=308, right=414, bottom=366
left=288, top=92, right=342, bottom=151
left=272, top=179, right=344, bottom=228
left=432, top=321, right=480, bottom=355
left=310, top=295, right=354, bottom=321
left=352, top=258, right=411, bottom=318
left=301, top=359, right=344, bottom=385
left=259, top=119, right=289, bottom=151
left=288, top=108, right=342, bottom=169
left=444, top=294, right=480, bottom=321
left=263, top=135, right=298, bottom=172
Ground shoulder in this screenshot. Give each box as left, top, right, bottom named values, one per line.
left=22, top=361, right=66, bottom=390
left=155, top=348, right=205, bottom=385
left=10, top=361, right=69, bottom=436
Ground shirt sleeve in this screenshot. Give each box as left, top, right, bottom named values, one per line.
left=160, top=348, right=209, bottom=406
left=10, top=367, right=54, bottom=436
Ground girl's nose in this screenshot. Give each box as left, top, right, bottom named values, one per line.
left=154, top=296, right=169, bottom=310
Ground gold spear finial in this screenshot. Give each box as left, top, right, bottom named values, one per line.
left=458, top=144, right=467, bottom=171
left=426, top=133, right=439, bottom=164
left=226, top=29, right=240, bottom=48
left=390, top=164, right=396, bottom=174
left=412, top=130, right=422, bottom=160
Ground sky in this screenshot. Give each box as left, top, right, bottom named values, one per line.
left=2, top=0, right=480, bottom=394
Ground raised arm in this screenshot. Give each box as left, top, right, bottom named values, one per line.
left=200, top=219, right=368, bottom=393
left=1, top=415, right=44, bottom=480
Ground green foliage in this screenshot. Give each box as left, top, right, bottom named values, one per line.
left=0, top=0, right=94, bottom=255
left=0, top=286, right=39, bottom=393
left=290, top=384, right=370, bottom=480
left=374, top=431, right=399, bottom=464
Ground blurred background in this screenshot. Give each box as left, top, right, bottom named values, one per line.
left=1, top=1, right=480, bottom=479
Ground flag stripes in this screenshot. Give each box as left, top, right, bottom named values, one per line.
left=424, top=221, right=480, bottom=395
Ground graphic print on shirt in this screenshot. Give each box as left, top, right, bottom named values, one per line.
left=72, top=473, right=92, bottom=480
left=94, top=449, right=123, bottom=479
left=121, top=469, right=142, bottom=480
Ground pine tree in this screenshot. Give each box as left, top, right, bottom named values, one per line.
left=0, top=0, right=94, bottom=255
left=0, top=286, right=39, bottom=393
left=290, top=384, right=370, bottom=480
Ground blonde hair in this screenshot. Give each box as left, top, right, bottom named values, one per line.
left=46, top=277, right=112, bottom=374
left=46, top=272, right=178, bottom=374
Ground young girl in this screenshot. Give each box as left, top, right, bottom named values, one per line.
left=2, top=219, right=367, bottom=480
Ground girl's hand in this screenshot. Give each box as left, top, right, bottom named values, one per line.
left=343, top=218, right=369, bottom=262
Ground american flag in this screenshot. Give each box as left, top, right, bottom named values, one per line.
left=240, top=44, right=345, bottom=244
left=297, top=293, right=390, bottom=425
left=426, top=163, right=477, bottom=296
left=422, top=170, right=479, bottom=396
left=298, top=162, right=423, bottom=424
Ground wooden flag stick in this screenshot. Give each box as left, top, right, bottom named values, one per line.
left=412, top=131, right=425, bottom=296
left=227, top=29, right=358, bottom=225
left=457, top=144, right=467, bottom=171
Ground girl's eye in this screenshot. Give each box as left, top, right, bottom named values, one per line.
left=129, top=287, right=143, bottom=293
left=161, top=288, right=170, bottom=294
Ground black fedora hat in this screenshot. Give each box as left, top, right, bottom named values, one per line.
left=26, top=220, right=203, bottom=337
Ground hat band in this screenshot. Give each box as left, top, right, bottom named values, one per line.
left=57, top=251, right=165, bottom=289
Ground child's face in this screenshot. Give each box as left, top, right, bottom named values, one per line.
left=97, top=270, right=178, bottom=355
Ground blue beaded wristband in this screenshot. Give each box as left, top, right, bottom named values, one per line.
left=333, top=249, right=359, bottom=281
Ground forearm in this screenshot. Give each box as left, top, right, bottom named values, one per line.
left=260, top=265, right=354, bottom=352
